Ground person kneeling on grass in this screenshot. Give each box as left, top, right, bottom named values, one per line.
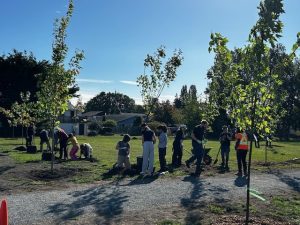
left=116, top=134, right=131, bottom=172
left=68, top=133, right=80, bottom=160
left=80, top=143, right=93, bottom=160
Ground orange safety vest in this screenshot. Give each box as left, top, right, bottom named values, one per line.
left=235, top=132, right=248, bottom=150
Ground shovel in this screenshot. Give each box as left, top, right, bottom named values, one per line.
left=213, top=146, right=221, bottom=165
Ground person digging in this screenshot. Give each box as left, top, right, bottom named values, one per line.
left=185, top=120, right=208, bottom=177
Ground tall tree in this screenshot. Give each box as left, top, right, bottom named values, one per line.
left=207, top=0, right=300, bottom=223
left=36, top=0, right=84, bottom=172
left=74, top=97, right=85, bottom=114
left=0, top=51, right=50, bottom=136
left=179, top=85, right=188, bottom=107
left=0, top=50, right=50, bottom=109
left=173, top=94, right=182, bottom=109
left=85, top=92, right=135, bottom=114
left=153, top=100, right=175, bottom=125
left=137, top=46, right=183, bottom=118
left=188, top=85, right=198, bottom=101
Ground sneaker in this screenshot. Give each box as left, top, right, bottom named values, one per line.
left=185, top=161, right=190, bottom=168
left=225, top=166, right=230, bottom=172
left=140, top=172, right=145, bottom=176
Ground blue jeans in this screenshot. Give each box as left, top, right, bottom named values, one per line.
left=187, top=141, right=204, bottom=175
left=221, top=145, right=230, bottom=167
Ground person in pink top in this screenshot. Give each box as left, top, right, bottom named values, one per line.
left=68, top=133, right=80, bottom=160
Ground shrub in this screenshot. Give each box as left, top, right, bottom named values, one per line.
left=88, top=122, right=100, bottom=132
left=102, top=119, right=117, bottom=128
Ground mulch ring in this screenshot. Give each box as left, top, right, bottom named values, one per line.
left=210, top=215, right=292, bottom=225
left=29, top=167, right=90, bottom=181
left=255, top=158, right=300, bottom=167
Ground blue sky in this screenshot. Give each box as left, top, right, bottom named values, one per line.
left=1, top=0, right=299, bottom=104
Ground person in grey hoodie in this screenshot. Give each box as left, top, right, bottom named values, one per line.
left=157, top=125, right=168, bottom=172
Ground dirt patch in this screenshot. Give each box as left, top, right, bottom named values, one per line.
left=29, top=168, right=89, bottom=181
left=209, top=215, right=292, bottom=225
left=255, top=158, right=300, bottom=167
left=0, top=155, right=92, bottom=194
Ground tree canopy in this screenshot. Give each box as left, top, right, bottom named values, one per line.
left=137, top=46, right=183, bottom=117
left=0, top=50, right=50, bottom=109
left=85, top=92, right=136, bottom=114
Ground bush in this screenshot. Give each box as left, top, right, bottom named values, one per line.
left=88, top=122, right=100, bottom=132
left=102, top=119, right=117, bottom=128
left=147, top=121, right=164, bottom=132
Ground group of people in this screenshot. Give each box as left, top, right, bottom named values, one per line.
left=116, top=120, right=251, bottom=178
left=114, top=120, right=210, bottom=177
left=218, top=125, right=251, bottom=177
left=26, top=126, right=93, bottom=161
left=27, top=119, right=252, bottom=178
left=54, top=128, right=93, bottom=160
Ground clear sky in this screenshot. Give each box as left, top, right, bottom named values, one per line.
left=1, top=0, right=299, bottom=105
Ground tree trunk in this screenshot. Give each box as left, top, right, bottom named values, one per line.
left=264, top=144, right=268, bottom=165
left=246, top=139, right=253, bottom=224
left=246, top=94, right=257, bottom=225
left=51, top=120, right=55, bottom=174
left=21, top=126, right=24, bottom=145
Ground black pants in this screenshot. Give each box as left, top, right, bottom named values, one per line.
left=159, top=147, right=167, bottom=171
left=186, top=142, right=203, bottom=175
left=255, top=140, right=260, bottom=148
left=59, top=140, right=68, bottom=159
left=236, top=150, right=248, bottom=174
left=172, top=143, right=182, bottom=167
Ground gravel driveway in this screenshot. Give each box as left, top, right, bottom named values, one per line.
left=1, top=170, right=299, bottom=225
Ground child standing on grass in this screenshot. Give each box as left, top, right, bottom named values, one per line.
left=68, top=133, right=80, bottom=160
left=116, top=134, right=131, bottom=172
left=157, top=125, right=168, bottom=172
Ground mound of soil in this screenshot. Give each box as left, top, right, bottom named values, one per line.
left=29, top=167, right=89, bottom=181
left=210, top=215, right=292, bottom=225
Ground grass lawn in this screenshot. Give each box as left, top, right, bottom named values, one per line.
left=0, top=135, right=299, bottom=183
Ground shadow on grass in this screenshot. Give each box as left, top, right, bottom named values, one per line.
left=45, top=185, right=129, bottom=224
left=0, top=143, right=22, bottom=146
left=102, top=164, right=140, bottom=180
left=269, top=144, right=284, bottom=148
left=25, top=160, right=41, bottom=164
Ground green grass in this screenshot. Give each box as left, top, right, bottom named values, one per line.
left=0, top=136, right=299, bottom=183
left=208, top=205, right=225, bottom=214
left=271, top=196, right=300, bottom=221
left=157, top=220, right=182, bottom=225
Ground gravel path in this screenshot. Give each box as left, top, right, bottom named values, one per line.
left=1, top=170, right=299, bottom=225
